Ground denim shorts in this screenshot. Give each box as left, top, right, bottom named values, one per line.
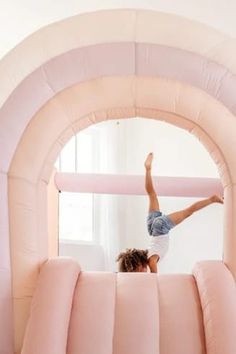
left=147, top=211, right=175, bottom=236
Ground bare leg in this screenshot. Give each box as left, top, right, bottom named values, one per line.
left=144, top=153, right=160, bottom=212
left=167, top=195, right=224, bottom=226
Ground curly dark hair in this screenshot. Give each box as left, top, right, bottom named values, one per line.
left=116, top=248, right=149, bottom=272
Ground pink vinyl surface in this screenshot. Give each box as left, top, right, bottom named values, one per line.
left=21, top=258, right=80, bottom=354
left=1, top=43, right=236, bottom=174
left=193, top=261, right=236, bottom=354
left=22, top=259, right=236, bottom=354
left=55, top=172, right=223, bottom=197
left=1, top=9, right=236, bottom=353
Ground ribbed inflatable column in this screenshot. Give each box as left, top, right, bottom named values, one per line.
left=21, top=258, right=80, bottom=354
left=113, top=273, right=159, bottom=354
left=158, top=274, right=206, bottom=354
left=193, top=261, right=236, bottom=354
left=67, top=272, right=116, bottom=354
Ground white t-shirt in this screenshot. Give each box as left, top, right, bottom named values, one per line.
left=148, top=234, right=169, bottom=260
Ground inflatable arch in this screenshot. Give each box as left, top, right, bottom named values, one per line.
left=1, top=9, right=236, bottom=354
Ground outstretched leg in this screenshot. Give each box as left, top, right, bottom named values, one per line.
left=145, top=153, right=160, bottom=212
left=167, top=195, right=223, bottom=226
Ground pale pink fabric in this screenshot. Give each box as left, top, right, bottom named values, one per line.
left=158, top=274, right=206, bottom=354
left=55, top=172, right=223, bottom=197
left=1, top=43, right=236, bottom=174
left=21, top=258, right=80, bottom=354
left=20, top=259, right=215, bottom=354
left=1, top=9, right=236, bottom=353
left=0, top=172, right=13, bottom=354
left=193, top=261, right=236, bottom=354
left=9, top=77, right=236, bottom=352
left=113, top=273, right=159, bottom=354
left=21, top=259, right=236, bottom=354
left=67, top=272, right=116, bottom=354
left=1, top=9, right=234, bottom=112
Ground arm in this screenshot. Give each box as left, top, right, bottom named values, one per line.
left=148, top=255, right=159, bottom=273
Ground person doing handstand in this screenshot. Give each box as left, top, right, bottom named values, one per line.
left=117, top=152, right=223, bottom=273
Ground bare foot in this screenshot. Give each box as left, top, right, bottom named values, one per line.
left=211, top=195, right=224, bottom=204
left=145, top=152, right=154, bottom=170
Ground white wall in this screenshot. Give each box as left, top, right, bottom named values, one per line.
left=118, top=119, right=223, bottom=273
left=120, top=195, right=223, bottom=274
left=59, top=241, right=106, bottom=271
left=58, top=118, right=223, bottom=274
left=1, top=0, right=236, bottom=59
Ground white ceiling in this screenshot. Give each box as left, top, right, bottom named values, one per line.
left=0, top=0, right=236, bottom=60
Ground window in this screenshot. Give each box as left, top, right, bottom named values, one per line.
left=59, top=192, right=93, bottom=242
left=56, top=129, right=97, bottom=242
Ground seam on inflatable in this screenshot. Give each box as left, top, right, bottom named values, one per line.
left=8, top=174, right=38, bottom=186
left=41, top=66, right=57, bottom=96
left=65, top=268, right=81, bottom=354
left=111, top=272, right=117, bottom=354
left=192, top=275, right=208, bottom=354
left=193, top=263, right=218, bottom=354
left=156, top=275, right=161, bottom=354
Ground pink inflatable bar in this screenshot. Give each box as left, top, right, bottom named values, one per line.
left=55, top=172, right=223, bottom=197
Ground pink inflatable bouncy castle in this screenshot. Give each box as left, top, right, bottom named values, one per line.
left=0, top=9, right=236, bottom=354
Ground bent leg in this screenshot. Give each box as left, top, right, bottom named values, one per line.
left=167, top=195, right=223, bottom=226
left=145, top=153, right=160, bottom=212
